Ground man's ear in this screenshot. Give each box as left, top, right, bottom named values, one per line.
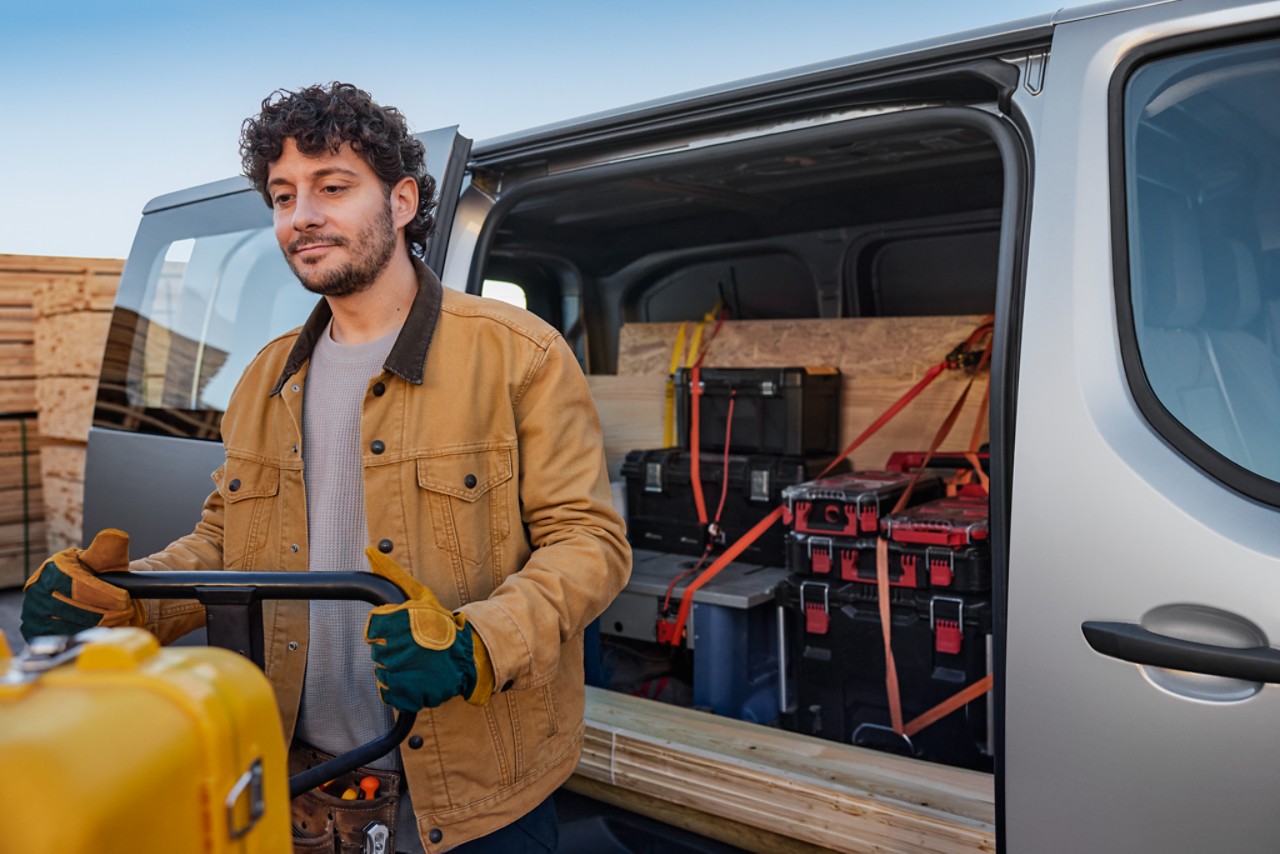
left=390, top=176, right=419, bottom=230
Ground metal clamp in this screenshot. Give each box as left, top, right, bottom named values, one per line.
left=225, top=758, right=265, bottom=840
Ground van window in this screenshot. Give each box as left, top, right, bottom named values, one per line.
left=481, top=279, right=528, bottom=309
left=98, top=225, right=316, bottom=436
left=1123, top=38, right=1280, bottom=488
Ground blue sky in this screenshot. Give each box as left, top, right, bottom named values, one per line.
left=2, top=0, right=1060, bottom=259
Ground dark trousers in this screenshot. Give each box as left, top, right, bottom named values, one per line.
left=430, top=796, right=558, bottom=853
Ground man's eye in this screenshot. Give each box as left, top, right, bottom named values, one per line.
left=273, top=193, right=294, bottom=207
left=322, top=185, right=345, bottom=195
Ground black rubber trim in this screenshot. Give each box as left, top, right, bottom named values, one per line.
left=109, top=571, right=416, bottom=798
left=1109, top=22, right=1280, bottom=508
left=1083, top=620, right=1280, bottom=684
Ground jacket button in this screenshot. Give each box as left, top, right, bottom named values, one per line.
left=502, top=680, right=514, bottom=692
left=370, top=440, right=385, bottom=455
left=372, top=382, right=386, bottom=397
left=378, top=539, right=394, bottom=554
left=291, top=544, right=299, bottom=553
left=428, top=828, right=443, bottom=844
left=228, top=479, right=241, bottom=492
left=287, top=641, right=299, bottom=651
left=464, top=474, right=477, bottom=489
left=408, top=735, right=423, bottom=750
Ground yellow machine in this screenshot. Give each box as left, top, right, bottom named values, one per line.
left=0, top=627, right=293, bottom=853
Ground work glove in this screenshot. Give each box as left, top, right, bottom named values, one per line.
left=20, top=529, right=141, bottom=642
left=363, top=548, right=495, bottom=712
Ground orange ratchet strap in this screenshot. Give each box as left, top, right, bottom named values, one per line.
left=877, top=324, right=994, bottom=736
left=665, top=322, right=985, bottom=647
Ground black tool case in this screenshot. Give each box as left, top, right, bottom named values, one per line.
left=881, top=496, right=992, bottom=592
left=782, top=471, right=943, bottom=538
left=778, top=576, right=992, bottom=771
left=676, top=366, right=841, bottom=456
left=621, top=448, right=843, bottom=565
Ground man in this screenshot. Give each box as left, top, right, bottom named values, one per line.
left=21, top=82, right=631, bottom=852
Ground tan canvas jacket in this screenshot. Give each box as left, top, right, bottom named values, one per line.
left=130, top=259, right=632, bottom=851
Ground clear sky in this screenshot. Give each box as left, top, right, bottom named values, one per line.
left=2, top=0, right=1062, bottom=260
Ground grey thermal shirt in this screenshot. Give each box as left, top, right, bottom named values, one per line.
left=293, top=321, right=400, bottom=770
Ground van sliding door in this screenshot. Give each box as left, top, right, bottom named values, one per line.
left=1004, top=5, right=1280, bottom=851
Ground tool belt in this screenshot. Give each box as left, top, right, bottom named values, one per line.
left=289, top=742, right=401, bottom=854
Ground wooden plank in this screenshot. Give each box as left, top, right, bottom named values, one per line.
left=0, top=379, right=36, bottom=417
left=35, top=377, right=97, bottom=442
left=33, top=311, right=112, bottom=377
left=563, top=775, right=832, bottom=854
left=0, top=343, right=35, bottom=379
left=0, top=450, right=41, bottom=491
left=617, top=317, right=989, bottom=378
left=0, top=486, right=44, bottom=525
left=0, top=420, right=43, bottom=456
left=0, top=307, right=34, bottom=342
left=0, top=543, right=47, bottom=590
left=39, top=442, right=85, bottom=482
left=587, top=375, right=667, bottom=478
left=580, top=687, right=995, bottom=854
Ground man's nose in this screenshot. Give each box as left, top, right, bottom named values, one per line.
left=292, top=191, right=324, bottom=231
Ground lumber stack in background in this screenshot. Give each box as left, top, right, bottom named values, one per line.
left=0, top=255, right=123, bottom=579
left=0, top=419, right=44, bottom=588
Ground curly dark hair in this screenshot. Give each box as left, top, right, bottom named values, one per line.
left=240, top=82, right=437, bottom=257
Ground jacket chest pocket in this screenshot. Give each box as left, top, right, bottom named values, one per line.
left=417, top=448, right=513, bottom=571
left=215, top=459, right=281, bottom=571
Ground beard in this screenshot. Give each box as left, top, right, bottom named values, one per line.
left=285, top=201, right=397, bottom=297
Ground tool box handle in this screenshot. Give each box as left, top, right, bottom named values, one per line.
left=108, top=570, right=416, bottom=798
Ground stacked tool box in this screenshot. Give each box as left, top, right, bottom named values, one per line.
left=608, top=367, right=842, bottom=723
left=623, top=367, right=843, bottom=566
left=779, top=477, right=993, bottom=772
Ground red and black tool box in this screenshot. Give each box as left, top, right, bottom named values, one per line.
left=786, top=531, right=927, bottom=588
left=881, top=496, right=991, bottom=592
left=621, top=448, right=844, bottom=565
left=781, top=471, right=943, bottom=538
left=778, top=577, right=992, bottom=772
left=675, top=366, right=841, bottom=456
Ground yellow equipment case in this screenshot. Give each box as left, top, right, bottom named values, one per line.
left=0, top=626, right=292, bottom=853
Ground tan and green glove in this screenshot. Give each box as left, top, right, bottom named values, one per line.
left=363, top=548, right=495, bottom=712
left=20, top=529, right=141, bottom=641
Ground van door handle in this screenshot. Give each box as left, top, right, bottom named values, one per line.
left=1082, top=620, right=1280, bottom=683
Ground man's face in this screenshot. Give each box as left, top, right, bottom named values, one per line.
left=267, top=138, right=398, bottom=297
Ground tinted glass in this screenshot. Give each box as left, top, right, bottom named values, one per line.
left=1126, top=39, right=1280, bottom=481
left=96, top=191, right=317, bottom=438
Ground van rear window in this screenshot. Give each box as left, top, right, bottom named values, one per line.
left=96, top=215, right=316, bottom=438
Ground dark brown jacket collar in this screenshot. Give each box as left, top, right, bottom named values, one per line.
left=269, top=256, right=443, bottom=396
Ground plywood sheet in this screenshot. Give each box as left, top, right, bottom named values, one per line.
left=587, top=375, right=666, bottom=478
left=34, top=311, right=112, bottom=377
left=35, top=377, right=97, bottom=442
left=579, top=687, right=995, bottom=853
left=617, top=317, right=989, bottom=378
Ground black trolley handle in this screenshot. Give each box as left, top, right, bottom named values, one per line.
left=108, top=570, right=416, bottom=797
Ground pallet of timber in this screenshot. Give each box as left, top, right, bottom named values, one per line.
left=0, top=254, right=122, bottom=313
left=33, top=311, right=113, bottom=377
left=0, top=419, right=45, bottom=589
left=577, top=686, right=995, bottom=854
left=40, top=442, right=85, bottom=554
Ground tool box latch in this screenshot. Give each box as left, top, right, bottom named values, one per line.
left=930, top=596, right=965, bottom=655
left=807, top=537, right=833, bottom=575
left=928, top=547, right=955, bottom=588
left=801, top=581, right=830, bottom=635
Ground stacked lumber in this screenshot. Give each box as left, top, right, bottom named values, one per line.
left=0, top=255, right=123, bottom=565
left=593, top=316, right=991, bottom=477
left=575, top=687, right=995, bottom=853
left=0, top=419, right=44, bottom=588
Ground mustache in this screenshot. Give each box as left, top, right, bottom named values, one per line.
left=288, top=235, right=348, bottom=254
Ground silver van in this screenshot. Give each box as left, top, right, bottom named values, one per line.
left=87, top=0, right=1280, bottom=849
